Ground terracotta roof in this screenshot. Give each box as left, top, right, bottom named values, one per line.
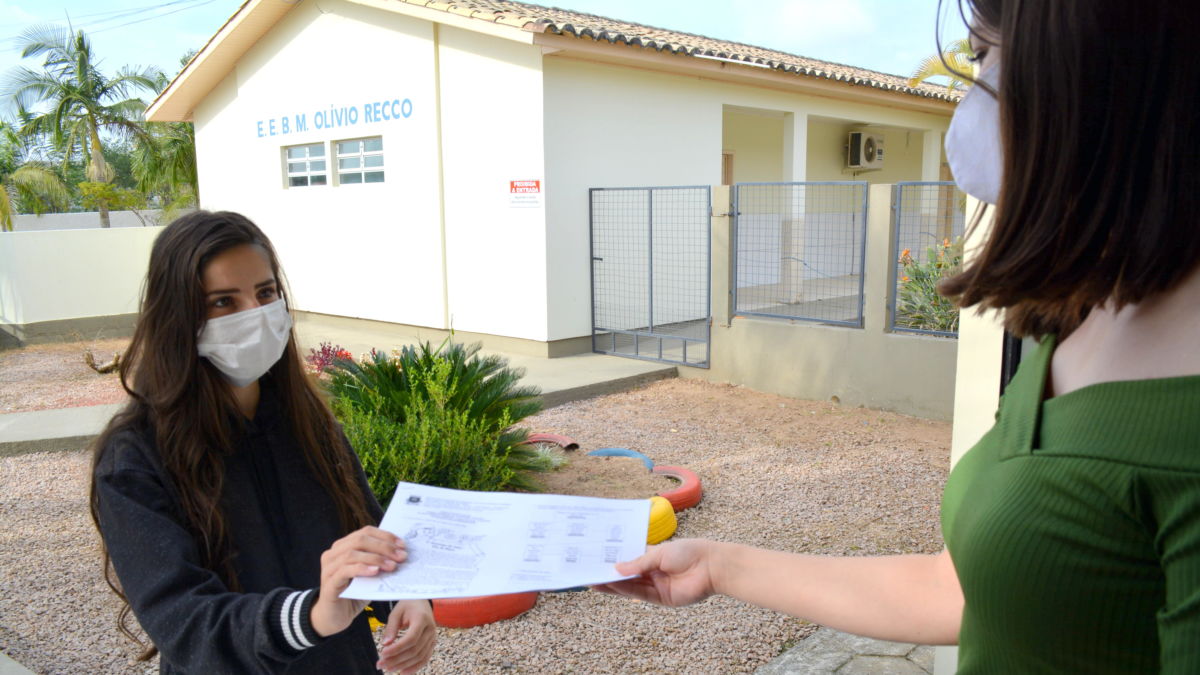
left=395, top=0, right=960, bottom=102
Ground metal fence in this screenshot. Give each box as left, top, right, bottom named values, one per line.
left=890, top=181, right=966, bottom=337
left=589, top=186, right=711, bottom=367
left=732, top=182, right=869, bottom=327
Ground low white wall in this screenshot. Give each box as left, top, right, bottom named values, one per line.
left=12, top=210, right=170, bottom=231
left=0, top=227, right=161, bottom=326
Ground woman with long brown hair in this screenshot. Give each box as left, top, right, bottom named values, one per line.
left=596, top=1, right=1200, bottom=671
left=91, top=211, right=436, bottom=674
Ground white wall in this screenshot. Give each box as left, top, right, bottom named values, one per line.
left=12, top=210, right=171, bottom=231
left=194, top=0, right=444, bottom=329
left=806, top=117, right=928, bottom=183
left=543, top=57, right=952, bottom=341
left=0, top=227, right=161, bottom=325
left=722, top=108, right=785, bottom=183
left=437, top=26, right=548, bottom=340
left=543, top=60, right=722, bottom=342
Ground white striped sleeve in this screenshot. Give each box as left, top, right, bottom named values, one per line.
left=271, top=589, right=323, bottom=653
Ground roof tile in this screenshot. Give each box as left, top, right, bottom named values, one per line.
left=395, top=0, right=960, bottom=102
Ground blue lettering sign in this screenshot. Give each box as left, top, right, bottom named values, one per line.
left=255, top=97, right=415, bottom=137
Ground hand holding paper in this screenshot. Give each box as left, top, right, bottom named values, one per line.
left=341, top=483, right=651, bottom=601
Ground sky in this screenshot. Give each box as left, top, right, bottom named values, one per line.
left=0, top=0, right=968, bottom=108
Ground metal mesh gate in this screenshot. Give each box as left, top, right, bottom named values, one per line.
left=890, top=181, right=966, bottom=337
left=732, top=182, right=869, bottom=327
left=589, top=186, right=711, bottom=367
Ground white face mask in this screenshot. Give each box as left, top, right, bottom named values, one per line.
left=197, top=299, right=293, bottom=388
left=945, top=62, right=1002, bottom=205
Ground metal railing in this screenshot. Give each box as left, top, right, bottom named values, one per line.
left=732, top=182, right=869, bottom=327
left=589, top=186, right=712, bottom=367
left=890, top=181, right=966, bottom=337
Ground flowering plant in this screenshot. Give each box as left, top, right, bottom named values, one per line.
left=305, top=341, right=353, bottom=375
left=895, top=238, right=963, bottom=334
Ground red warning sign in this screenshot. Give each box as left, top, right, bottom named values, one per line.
left=509, top=180, right=541, bottom=194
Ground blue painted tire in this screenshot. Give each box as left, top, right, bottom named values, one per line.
left=587, top=447, right=654, bottom=471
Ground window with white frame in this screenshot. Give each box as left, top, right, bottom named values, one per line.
left=336, top=137, right=384, bottom=184
left=284, top=143, right=327, bottom=187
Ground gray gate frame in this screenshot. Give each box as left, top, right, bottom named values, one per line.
left=731, top=181, right=870, bottom=328
left=588, top=185, right=713, bottom=368
left=889, top=181, right=960, bottom=338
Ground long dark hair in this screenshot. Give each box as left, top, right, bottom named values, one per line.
left=89, top=210, right=373, bottom=657
left=938, top=0, right=1200, bottom=337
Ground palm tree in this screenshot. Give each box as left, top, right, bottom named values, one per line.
left=0, top=120, right=69, bottom=231
left=3, top=24, right=160, bottom=227
left=134, top=54, right=198, bottom=215
left=907, top=38, right=975, bottom=93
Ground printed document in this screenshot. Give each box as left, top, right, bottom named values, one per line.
left=341, top=482, right=651, bottom=600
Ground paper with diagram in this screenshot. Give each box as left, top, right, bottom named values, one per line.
left=341, top=482, right=651, bottom=600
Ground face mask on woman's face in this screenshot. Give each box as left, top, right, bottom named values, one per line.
left=197, top=299, right=293, bottom=388
left=945, top=62, right=1002, bottom=205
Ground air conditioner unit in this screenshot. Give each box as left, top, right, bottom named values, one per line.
left=847, top=131, right=885, bottom=170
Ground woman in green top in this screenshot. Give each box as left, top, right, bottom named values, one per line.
left=596, top=1, right=1200, bottom=672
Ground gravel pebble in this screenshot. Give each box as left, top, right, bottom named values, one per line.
left=0, top=378, right=949, bottom=674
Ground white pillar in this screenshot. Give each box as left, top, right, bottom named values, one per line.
left=922, top=129, right=943, bottom=182
left=783, top=112, right=809, bottom=182
left=935, top=201, right=1003, bottom=675
left=781, top=113, right=809, bottom=301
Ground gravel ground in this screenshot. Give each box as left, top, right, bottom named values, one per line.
left=0, top=339, right=129, bottom=413
left=0, top=378, right=949, bottom=674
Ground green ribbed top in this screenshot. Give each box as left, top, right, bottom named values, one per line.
left=942, top=336, right=1200, bottom=673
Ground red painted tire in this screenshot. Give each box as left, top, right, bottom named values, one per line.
left=652, top=465, right=703, bottom=512
left=519, top=432, right=580, bottom=451
left=432, top=592, right=539, bottom=628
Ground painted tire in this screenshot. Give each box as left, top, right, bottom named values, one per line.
left=520, top=432, right=580, bottom=450
left=432, top=592, right=539, bottom=629
left=652, top=465, right=703, bottom=512
left=365, top=605, right=384, bottom=632
left=587, top=447, right=654, bottom=471
left=646, top=495, right=678, bottom=545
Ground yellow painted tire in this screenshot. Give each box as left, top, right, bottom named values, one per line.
left=365, top=605, right=385, bottom=631
left=646, top=495, right=678, bottom=545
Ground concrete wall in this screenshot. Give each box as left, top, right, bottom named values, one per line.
left=722, top=107, right=785, bottom=183
left=192, top=0, right=553, bottom=341
left=437, top=25, right=548, bottom=340
left=681, top=184, right=957, bottom=420
left=12, top=210, right=173, bottom=231
left=0, top=227, right=161, bottom=345
left=932, top=200, right=1002, bottom=673
left=193, top=0, right=446, bottom=329
left=806, top=117, right=929, bottom=184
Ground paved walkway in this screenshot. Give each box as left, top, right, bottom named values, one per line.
left=756, top=628, right=937, bottom=674
left=0, top=316, right=677, bottom=456
left=0, top=651, right=34, bottom=675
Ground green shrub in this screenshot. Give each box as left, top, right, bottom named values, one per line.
left=895, top=238, right=963, bottom=334
left=327, top=341, right=545, bottom=504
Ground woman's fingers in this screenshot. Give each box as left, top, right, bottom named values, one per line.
left=613, top=546, right=663, bottom=577
left=330, top=527, right=407, bottom=563
left=313, top=529, right=414, bottom=639
left=378, top=601, right=436, bottom=673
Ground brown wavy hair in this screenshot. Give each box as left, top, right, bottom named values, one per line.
left=89, top=210, right=373, bottom=658
left=938, top=0, right=1200, bottom=338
